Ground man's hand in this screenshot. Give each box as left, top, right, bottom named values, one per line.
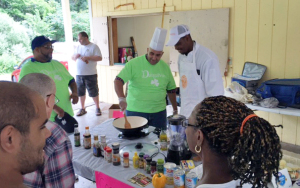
left=173, top=109, right=178, bottom=115
left=80, top=56, right=89, bottom=64
left=70, top=93, right=79, bottom=104
left=119, top=97, right=127, bottom=112
left=74, top=54, right=81, bottom=59
left=54, top=105, right=65, bottom=118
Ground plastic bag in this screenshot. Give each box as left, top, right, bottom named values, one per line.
left=224, top=82, right=253, bottom=103
left=259, top=97, right=279, bottom=108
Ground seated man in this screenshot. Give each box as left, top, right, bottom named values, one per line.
left=0, top=81, right=51, bottom=188
left=20, top=73, right=75, bottom=188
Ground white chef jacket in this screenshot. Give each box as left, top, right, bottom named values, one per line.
left=178, top=42, right=224, bottom=118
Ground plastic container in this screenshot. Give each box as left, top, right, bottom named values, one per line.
left=133, top=152, right=139, bottom=169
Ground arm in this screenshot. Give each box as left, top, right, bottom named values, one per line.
left=71, top=54, right=80, bottom=61
left=167, top=90, right=178, bottom=115
left=69, top=80, right=78, bottom=104
left=44, top=140, right=75, bottom=188
left=114, top=77, right=126, bottom=98
left=114, top=77, right=127, bottom=111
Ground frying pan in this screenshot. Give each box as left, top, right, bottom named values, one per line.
left=113, top=116, right=148, bottom=136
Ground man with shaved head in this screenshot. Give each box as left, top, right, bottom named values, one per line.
left=0, top=81, right=51, bottom=188
left=20, top=73, right=75, bottom=188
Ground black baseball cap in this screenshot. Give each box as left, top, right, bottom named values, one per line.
left=31, top=36, right=57, bottom=51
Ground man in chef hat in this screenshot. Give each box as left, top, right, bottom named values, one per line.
left=166, top=24, right=224, bottom=118
left=114, top=27, right=178, bottom=130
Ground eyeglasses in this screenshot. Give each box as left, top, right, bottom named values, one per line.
left=47, top=94, right=59, bottom=105
left=182, top=119, right=198, bottom=128
left=43, top=45, right=54, bottom=50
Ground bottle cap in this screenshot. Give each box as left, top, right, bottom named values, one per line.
left=146, top=157, right=152, bottom=162
left=143, top=154, right=149, bottom=159
left=106, top=147, right=112, bottom=152
left=151, top=161, right=157, bottom=166
left=100, top=135, right=106, bottom=142
left=85, top=126, right=89, bottom=130
left=123, top=152, right=129, bottom=157
left=157, top=159, right=164, bottom=165
left=139, top=152, right=145, bottom=157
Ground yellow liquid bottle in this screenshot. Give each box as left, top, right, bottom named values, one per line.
left=160, top=130, right=168, bottom=151
left=132, top=152, right=139, bottom=169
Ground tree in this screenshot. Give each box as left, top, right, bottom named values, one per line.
left=0, top=0, right=55, bottom=22
left=0, top=12, right=31, bottom=74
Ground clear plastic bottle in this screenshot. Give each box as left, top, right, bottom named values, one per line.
left=160, top=129, right=168, bottom=151
left=83, top=126, right=91, bottom=149
left=133, top=152, right=139, bottom=169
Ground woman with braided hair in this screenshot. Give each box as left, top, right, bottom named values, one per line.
left=185, top=96, right=282, bottom=188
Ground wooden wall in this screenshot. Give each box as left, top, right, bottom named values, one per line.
left=92, top=0, right=300, bottom=145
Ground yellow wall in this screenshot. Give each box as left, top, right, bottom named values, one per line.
left=92, top=0, right=300, bottom=145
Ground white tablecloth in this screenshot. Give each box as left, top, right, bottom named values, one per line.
left=69, top=119, right=172, bottom=188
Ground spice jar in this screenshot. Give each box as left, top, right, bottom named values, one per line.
left=157, top=159, right=164, bottom=173
left=123, top=152, right=129, bottom=168
left=151, top=161, right=157, bottom=176
left=146, top=157, right=152, bottom=174
left=139, top=153, right=145, bottom=169
left=112, top=143, right=120, bottom=166
left=143, top=154, right=149, bottom=170
left=106, top=147, right=112, bottom=163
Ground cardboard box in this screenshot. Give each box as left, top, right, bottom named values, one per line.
left=109, top=104, right=124, bottom=119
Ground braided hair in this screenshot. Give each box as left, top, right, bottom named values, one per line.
left=195, top=96, right=282, bottom=187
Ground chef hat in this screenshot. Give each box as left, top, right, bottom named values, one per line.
left=149, top=27, right=167, bottom=51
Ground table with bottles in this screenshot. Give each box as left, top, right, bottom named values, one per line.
left=69, top=118, right=183, bottom=188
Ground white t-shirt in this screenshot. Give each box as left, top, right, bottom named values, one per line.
left=191, top=164, right=252, bottom=188
left=75, top=42, right=102, bottom=75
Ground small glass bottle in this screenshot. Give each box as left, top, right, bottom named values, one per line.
left=157, top=159, right=164, bottom=173
left=139, top=153, right=145, bottom=169
left=83, top=126, right=91, bottom=149
left=160, top=129, right=168, bottom=151
left=143, top=154, right=149, bottom=171
left=106, top=147, right=112, bottom=163
left=151, top=161, right=157, bottom=177
left=123, top=152, right=129, bottom=168
left=74, top=127, right=81, bottom=147
left=100, top=135, right=107, bottom=157
left=112, top=143, right=121, bottom=166
left=93, top=135, right=101, bottom=157
left=146, top=157, right=152, bottom=174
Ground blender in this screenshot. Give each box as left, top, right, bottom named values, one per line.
left=166, top=114, right=192, bottom=165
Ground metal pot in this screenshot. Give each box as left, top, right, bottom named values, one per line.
left=113, top=116, right=148, bottom=136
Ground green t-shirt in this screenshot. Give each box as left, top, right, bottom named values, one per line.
left=19, top=59, right=74, bottom=121
left=117, top=55, right=176, bottom=113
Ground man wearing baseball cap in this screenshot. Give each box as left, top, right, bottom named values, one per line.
left=19, top=36, right=79, bottom=124
left=166, top=25, right=224, bottom=118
